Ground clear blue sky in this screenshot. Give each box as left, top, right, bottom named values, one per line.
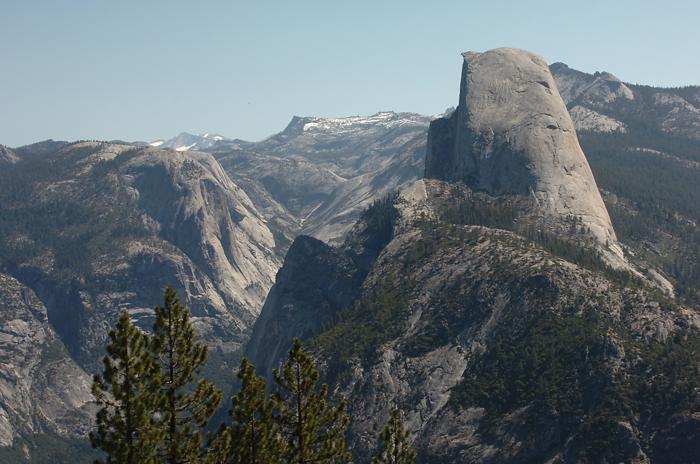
left=2, top=0, right=698, bottom=147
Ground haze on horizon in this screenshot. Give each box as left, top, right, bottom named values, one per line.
left=2, top=0, right=698, bottom=147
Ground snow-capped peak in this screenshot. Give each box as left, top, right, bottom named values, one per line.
left=155, top=132, right=233, bottom=152
left=175, top=142, right=197, bottom=152
left=289, top=111, right=431, bottom=135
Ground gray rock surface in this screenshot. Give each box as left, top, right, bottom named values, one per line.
left=245, top=235, right=365, bottom=379
left=425, top=48, right=619, bottom=254
left=0, top=146, right=18, bottom=164
left=0, top=273, right=93, bottom=448
left=568, top=105, right=627, bottom=133
left=247, top=180, right=700, bottom=463
left=551, top=62, right=700, bottom=141
left=652, top=92, right=700, bottom=139
left=0, top=142, right=281, bottom=371
left=213, top=111, right=430, bottom=244
left=550, top=62, right=634, bottom=106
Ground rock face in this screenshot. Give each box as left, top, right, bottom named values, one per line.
left=425, top=48, right=618, bottom=251
left=0, top=146, right=18, bottom=164
left=246, top=193, right=400, bottom=379
left=550, top=62, right=634, bottom=106
left=247, top=180, right=700, bottom=463
left=652, top=92, right=700, bottom=139
left=211, top=111, right=430, bottom=244
left=568, top=105, right=627, bottom=133
left=0, top=142, right=280, bottom=371
left=0, top=273, right=93, bottom=451
left=551, top=62, right=700, bottom=141
left=245, top=236, right=365, bottom=379
left=246, top=49, right=700, bottom=463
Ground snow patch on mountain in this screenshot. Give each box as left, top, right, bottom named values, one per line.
left=280, top=112, right=431, bottom=138
left=158, top=132, right=234, bottom=152
left=175, top=142, right=196, bottom=151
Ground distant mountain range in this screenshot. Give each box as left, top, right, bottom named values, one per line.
left=0, top=53, right=699, bottom=462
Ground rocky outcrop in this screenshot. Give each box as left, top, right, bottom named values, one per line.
left=246, top=193, right=401, bottom=379
left=0, top=146, right=18, bottom=164
left=425, top=48, right=619, bottom=255
left=549, top=62, right=634, bottom=106
left=216, top=111, right=429, bottom=244
left=247, top=181, right=700, bottom=463
left=0, top=142, right=280, bottom=370
left=551, top=62, right=700, bottom=141
left=569, top=105, right=627, bottom=133
left=0, top=273, right=93, bottom=450
left=652, top=92, right=700, bottom=139
left=245, top=236, right=365, bottom=379
left=245, top=49, right=700, bottom=462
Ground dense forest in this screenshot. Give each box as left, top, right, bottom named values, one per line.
left=579, top=129, right=700, bottom=305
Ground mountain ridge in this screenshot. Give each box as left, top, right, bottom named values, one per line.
left=1, top=52, right=700, bottom=461
left=245, top=48, right=700, bottom=463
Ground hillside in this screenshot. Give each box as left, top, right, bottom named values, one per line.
left=246, top=49, right=700, bottom=463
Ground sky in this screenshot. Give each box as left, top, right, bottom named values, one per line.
left=1, top=0, right=699, bottom=147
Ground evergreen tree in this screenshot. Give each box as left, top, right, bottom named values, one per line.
left=272, top=338, right=350, bottom=464
left=151, top=287, right=222, bottom=464
left=370, top=409, right=416, bottom=464
left=90, top=311, right=160, bottom=464
left=207, top=358, right=279, bottom=464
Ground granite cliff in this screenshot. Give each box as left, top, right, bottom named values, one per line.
left=425, top=48, right=619, bottom=256
left=247, top=49, right=700, bottom=462
left=0, top=142, right=280, bottom=372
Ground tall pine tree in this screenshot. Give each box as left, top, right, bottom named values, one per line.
left=206, top=358, right=279, bottom=464
left=272, top=338, right=350, bottom=464
left=90, top=311, right=160, bottom=464
left=371, top=409, right=416, bottom=464
left=151, top=287, right=222, bottom=464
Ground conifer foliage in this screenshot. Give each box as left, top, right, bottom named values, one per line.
left=151, top=287, right=223, bottom=464
left=371, top=410, right=416, bottom=464
left=90, top=311, right=159, bottom=464
left=207, top=358, right=278, bottom=464
left=272, top=338, right=350, bottom=464
left=92, top=292, right=361, bottom=464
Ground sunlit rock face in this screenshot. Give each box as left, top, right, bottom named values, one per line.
left=425, top=48, right=618, bottom=250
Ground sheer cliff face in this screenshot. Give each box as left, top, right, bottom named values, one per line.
left=425, top=48, right=617, bottom=249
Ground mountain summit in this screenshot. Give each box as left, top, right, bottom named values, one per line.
left=425, top=48, right=619, bottom=255
left=246, top=48, right=699, bottom=462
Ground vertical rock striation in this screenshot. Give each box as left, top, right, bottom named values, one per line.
left=425, top=48, right=619, bottom=252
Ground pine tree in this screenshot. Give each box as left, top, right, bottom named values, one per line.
left=151, top=287, right=222, bottom=464
left=90, top=311, right=160, bottom=464
left=371, top=410, right=416, bottom=464
left=272, top=338, right=350, bottom=464
left=207, top=358, right=279, bottom=464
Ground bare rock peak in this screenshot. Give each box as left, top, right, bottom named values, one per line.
left=425, top=47, right=621, bottom=258
left=550, top=61, right=634, bottom=105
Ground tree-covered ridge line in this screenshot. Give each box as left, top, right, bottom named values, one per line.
left=291, top=195, right=700, bottom=462
left=91, top=288, right=416, bottom=464
left=579, top=130, right=700, bottom=306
